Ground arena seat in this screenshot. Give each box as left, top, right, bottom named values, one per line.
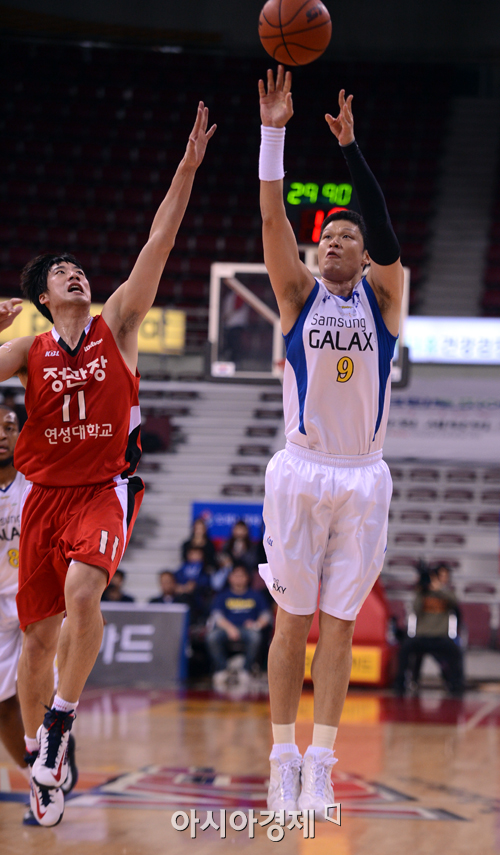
left=0, top=43, right=452, bottom=332
left=245, top=426, right=277, bottom=438
left=221, top=483, right=253, bottom=497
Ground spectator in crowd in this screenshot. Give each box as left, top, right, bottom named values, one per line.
left=210, top=551, right=234, bottom=593
left=101, top=569, right=135, bottom=603
left=176, top=546, right=209, bottom=592
left=175, top=546, right=210, bottom=622
left=223, top=519, right=257, bottom=573
left=206, top=564, right=272, bottom=691
left=434, top=562, right=461, bottom=627
left=149, top=570, right=181, bottom=604
left=181, top=517, right=217, bottom=573
left=394, top=564, right=464, bottom=696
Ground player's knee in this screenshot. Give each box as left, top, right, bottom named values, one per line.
left=22, top=628, right=57, bottom=665
left=65, top=564, right=107, bottom=614
left=66, top=583, right=103, bottom=616
left=274, top=611, right=313, bottom=650
left=319, top=613, right=356, bottom=645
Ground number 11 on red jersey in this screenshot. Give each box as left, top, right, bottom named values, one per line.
left=62, top=390, right=86, bottom=423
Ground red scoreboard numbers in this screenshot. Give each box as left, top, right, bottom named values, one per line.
left=285, top=181, right=353, bottom=244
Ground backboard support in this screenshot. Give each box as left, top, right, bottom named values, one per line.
left=208, top=255, right=410, bottom=388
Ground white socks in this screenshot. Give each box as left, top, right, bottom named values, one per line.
left=53, top=694, right=78, bottom=713
left=272, top=722, right=295, bottom=746
left=24, top=696, right=78, bottom=755
left=270, top=743, right=301, bottom=760
left=24, top=735, right=38, bottom=754
left=271, top=722, right=299, bottom=759
left=271, top=722, right=338, bottom=757
left=312, top=723, right=338, bottom=751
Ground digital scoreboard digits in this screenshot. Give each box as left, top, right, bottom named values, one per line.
left=286, top=182, right=353, bottom=207
left=285, top=180, right=354, bottom=244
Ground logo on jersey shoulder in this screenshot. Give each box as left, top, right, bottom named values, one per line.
left=267, top=536, right=273, bottom=547
left=84, top=338, right=103, bottom=352
left=272, top=577, right=286, bottom=595
left=45, top=350, right=60, bottom=357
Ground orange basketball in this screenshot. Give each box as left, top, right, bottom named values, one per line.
left=259, top=0, right=332, bottom=66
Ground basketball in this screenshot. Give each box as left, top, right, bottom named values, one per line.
left=259, top=0, right=332, bottom=66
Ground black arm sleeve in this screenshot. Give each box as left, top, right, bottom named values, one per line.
left=341, top=140, right=400, bottom=266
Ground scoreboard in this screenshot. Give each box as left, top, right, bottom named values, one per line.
left=285, top=180, right=354, bottom=243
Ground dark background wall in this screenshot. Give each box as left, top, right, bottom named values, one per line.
left=2, top=0, right=500, bottom=62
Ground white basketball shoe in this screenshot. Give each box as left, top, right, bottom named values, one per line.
left=28, top=762, right=65, bottom=827
left=298, top=747, right=338, bottom=820
left=32, top=707, right=76, bottom=789
left=267, top=750, right=302, bottom=813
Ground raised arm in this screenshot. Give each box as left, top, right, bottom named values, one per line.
left=102, top=102, right=216, bottom=369
left=325, top=91, right=404, bottom=336
left=259, top=67, right=315, bottom=334
left=0, top=300, right=33, bottom=385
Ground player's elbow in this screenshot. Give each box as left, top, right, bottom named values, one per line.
left=146, top=231, right=175, bottom=263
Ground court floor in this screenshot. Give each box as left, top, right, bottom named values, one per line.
left=1, top=684, right=500, bottom=855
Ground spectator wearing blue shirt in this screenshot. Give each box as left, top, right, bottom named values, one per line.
left=206, top=564, right=272, bottom=691
left=175, top=546, right=210, bottom=623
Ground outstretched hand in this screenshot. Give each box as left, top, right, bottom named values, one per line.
left=258, top=65, right=293, bottom=128
left=0, top=299, right=23, bottom=334
left=185, top=102, right=217, bottom=169
left=325, top=89, right=355, bottom=146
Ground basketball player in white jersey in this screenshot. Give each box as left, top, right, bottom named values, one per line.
left=0, top=402, right=77, bottom=824
left=0, top=404, right=26, bottom=772
left=257, top=66, right=404, bottom=816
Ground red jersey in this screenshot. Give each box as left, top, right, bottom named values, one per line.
left=15, top=315, right=142, bottom=487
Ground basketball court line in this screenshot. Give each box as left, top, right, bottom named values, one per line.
left=0, top=763, right=467, bottom=820
left=399, top=776, right=500, bottom=814
left=458, top=696, right=500, bottom=732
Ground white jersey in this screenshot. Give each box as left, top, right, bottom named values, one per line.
left=0, top=471, right=27, bottom=625
left=283, top=277, right=397, bottom=456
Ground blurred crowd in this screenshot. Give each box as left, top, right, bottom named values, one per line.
left=101, top=525, right=467, bottom=698
left=102, top=517, right=274, bottom=691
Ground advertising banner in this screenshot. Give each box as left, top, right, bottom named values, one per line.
left=386, top=374, right=500, bottom=463
left=88, top=603, right=189, bottom=687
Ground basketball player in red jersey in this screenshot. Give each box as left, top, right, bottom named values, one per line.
left=0, top=102, right=215, bottom=826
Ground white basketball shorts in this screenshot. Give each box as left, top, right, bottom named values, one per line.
left=258, top=441, right=393, bottom=621
left=0, top=618, right=22, bottom=703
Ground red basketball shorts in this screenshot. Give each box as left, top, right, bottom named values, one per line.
left=16, top=475, right=144, bottom=631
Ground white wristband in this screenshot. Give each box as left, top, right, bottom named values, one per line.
left=259, top=125, right=286, bottom=181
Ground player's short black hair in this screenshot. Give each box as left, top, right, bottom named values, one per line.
left=320, top=210, right=368, bottom=247
left=20, top=253, right=85, bottom=324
